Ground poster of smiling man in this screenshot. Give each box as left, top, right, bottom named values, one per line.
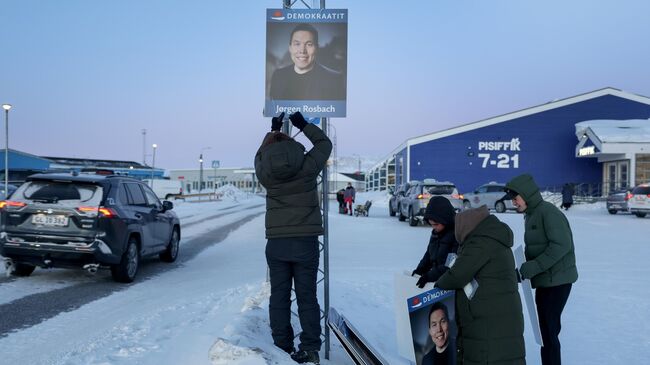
left=265, top=8, right=348, bottom=118
left=407, top=288, right=457, bottom=365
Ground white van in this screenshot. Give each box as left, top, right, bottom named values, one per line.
left=142, top=179, right=183, bottom=200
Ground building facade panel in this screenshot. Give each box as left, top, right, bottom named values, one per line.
left=408, top=95, right=650, bottom=193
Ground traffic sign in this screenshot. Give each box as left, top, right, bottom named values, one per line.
left=211, top=160, right=220, bottom=169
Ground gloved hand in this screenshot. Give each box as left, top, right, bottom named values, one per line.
left=416, top=273, right=431, bottom=289
left=271, top=112, right=285, bottom=132
left=515, top=268, right=522, bottom=283
left=289, top=111, right=308, bottom=130
left=411, top=269, right=421, bottom=277
left=519, top=261, right=540, bottom=280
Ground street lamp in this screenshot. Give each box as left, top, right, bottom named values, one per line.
left=2, top=104, right=12, bottom=197
left=151, top=144, right=157, bottom=188
left=199, top=146, right=211, bottom=194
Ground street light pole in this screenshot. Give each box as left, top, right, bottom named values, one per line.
left=2, top=104, right=12, bottom=196
left=151, top=144, right=157, bottom=188
left=199, top=146, right=211, bottom=196
left=199, top=154, right=203, bottom=194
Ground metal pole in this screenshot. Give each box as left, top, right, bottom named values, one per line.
left=278, top=0, right=330, bottom=359
left=199, top=154, right=203, bottom=195
left=151, top=144, right=157, bottom=188
left=142, top=129, right=147, bottom=165
left=321, top=117, right=330, bottom=359
left=4, top=108, right=9, bottom=195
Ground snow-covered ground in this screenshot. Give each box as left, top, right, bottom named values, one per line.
left=1, top=189, right=649, bottom=364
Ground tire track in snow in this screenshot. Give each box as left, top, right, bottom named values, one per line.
left=0, top=210, right=264, bottom=337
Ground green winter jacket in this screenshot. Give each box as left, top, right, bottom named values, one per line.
left=254, top=124, right=332, bottom=239
left=505, top=174, right=578, bottom=288
left=436, top=206, right=525, bottom=365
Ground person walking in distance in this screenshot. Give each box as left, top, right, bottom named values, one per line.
left=254, top=111, right=332, bottom=364
left=343, top=182, right=356, bottom=216
left=504, top=173, right=578, bottom=365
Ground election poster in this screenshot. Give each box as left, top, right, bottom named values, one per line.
left=394, top=272, right=457, bottom=365
left=265, top=8, right=348, bottom=118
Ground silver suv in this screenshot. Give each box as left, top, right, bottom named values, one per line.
left=462, top=182, right=515, bottom=213
left=628, top=183, right=650, bottom=218
left=398, top=179, right=463, bottom=226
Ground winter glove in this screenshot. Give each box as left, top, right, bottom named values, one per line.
left=271, top=112, right=285, bottom=132
left=519, top=261, right=541, bottom=280
left=416, top=273, right=431, bottom=289
left=515, top=268, right=522, bottom=283
left=411, top=269, right=421, bottom=277
left=289, top=111, right=308, bottom=130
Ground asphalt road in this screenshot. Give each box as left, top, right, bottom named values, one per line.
left=0, top=206, right=264, bottom=337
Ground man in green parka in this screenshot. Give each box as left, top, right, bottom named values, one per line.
left=254, top=111, right=332, bottom=364
left=435, top=205, right=525, bottom=365
left=504, top=173, right=578, bottom=365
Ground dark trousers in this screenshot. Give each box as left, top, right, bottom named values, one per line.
left=535, top=283, right=572, bottom=365
left=266, top=236, right=321, bottom=352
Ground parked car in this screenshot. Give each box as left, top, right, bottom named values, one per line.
left=0, top=183, right=18, bottom=200
left=398, top=179, right=463, bottom=226
left=142, top=179, right=183, bottom=200
left=388, top=182, right=411, bottom=217
left=0, top=172, right=181, bottom=282
left=462, top=182, right=515, bottom=213
left=628, top=183, right=650, bottom=218
left=606, top=189, right=632, bottom=214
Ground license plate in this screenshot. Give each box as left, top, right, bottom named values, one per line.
left=609, top=204, right=621, bottom=209
left=32, top=214, right=69, bottom=227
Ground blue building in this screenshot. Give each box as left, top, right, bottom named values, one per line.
left=0, top=149, right=164, bottom=183
left=367, top=88, right=650, bottom=195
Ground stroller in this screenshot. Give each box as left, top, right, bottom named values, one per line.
left=336, top=189, right=347, bottom=214
left=354, top=200, right=372, bottom=217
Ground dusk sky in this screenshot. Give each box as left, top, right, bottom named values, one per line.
left=2, top=0, right=650, bottom=170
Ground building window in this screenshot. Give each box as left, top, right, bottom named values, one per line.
left=635, top=154, right=650, bottom=186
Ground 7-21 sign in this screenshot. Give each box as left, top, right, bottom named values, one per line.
left=476, top=138, right=521, bottom=169
left=478, top=153, right=519, bottom=168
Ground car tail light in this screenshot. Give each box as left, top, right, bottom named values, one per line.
left=76, top=206, right=117, bottom=218
left=625, top=193, right=633, bottom=201
left=417, top=193, right=431, bottom=199
left=453, top=194, right=464, bottom=200
left=0, top=200, right=27, bottom=209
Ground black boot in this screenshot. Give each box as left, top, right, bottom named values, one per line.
left=291, top=350, right=320, bottom=364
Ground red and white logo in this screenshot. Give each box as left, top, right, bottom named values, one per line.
left=271, top=10, right=285, bottom=21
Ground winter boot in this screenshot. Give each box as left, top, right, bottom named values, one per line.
left=291, top=350, right=320, bottom=364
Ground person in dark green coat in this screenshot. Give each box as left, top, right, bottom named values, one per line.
left=504, top=173, right=578, bottom=365
left=435, top=205, right=525, bottom=365
left=254, top=111, right=332, bottom=365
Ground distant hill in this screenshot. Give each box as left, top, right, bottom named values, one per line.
left=333, top=155, right=381, bottom=174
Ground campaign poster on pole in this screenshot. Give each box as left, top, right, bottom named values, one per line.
left=395, top=273, right=457, bottom=365
left=265, top=8, right=348, bottom=118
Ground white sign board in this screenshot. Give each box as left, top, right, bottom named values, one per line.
left=514, top=245, right=544, bottom=346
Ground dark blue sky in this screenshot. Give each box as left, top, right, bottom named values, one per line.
left=2, top=0, right=649, bottom=169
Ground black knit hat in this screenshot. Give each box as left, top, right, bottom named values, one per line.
left=423, top=196, right=455, bottom=226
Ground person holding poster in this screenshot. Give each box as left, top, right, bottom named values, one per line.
left=504, top=173, right=578, bottom=365
left=412, top=196, right=458, bottom=288
left=422, top=302, right=455, bottom=365
left=269, top=23, right=345, bottom=100
left=435, top=206, right=525, bottom=365
left=254, top=111, right=332, bottom=364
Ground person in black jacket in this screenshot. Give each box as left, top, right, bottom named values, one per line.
left=254, top=111, right=332, bottom=365
left=412, top=196, right=459, bottom=288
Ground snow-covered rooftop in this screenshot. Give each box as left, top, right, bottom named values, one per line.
left=575, top=118, right=650, bottom=143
